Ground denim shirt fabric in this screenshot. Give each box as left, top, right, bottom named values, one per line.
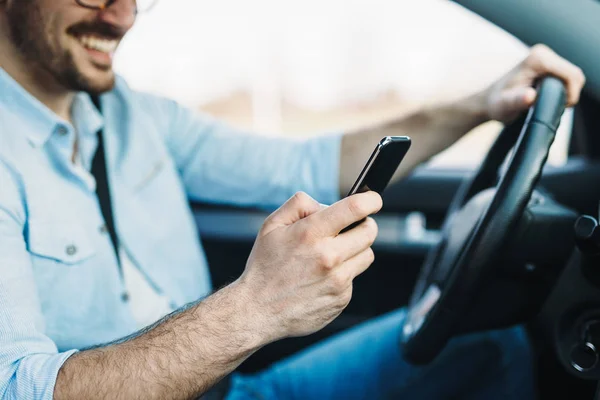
left=0, top=67, right=341, bottom=399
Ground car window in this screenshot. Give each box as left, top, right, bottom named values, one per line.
left=115, top=0, right=573, bottom=168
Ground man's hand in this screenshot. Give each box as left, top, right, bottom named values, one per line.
left=483, top=44, right=586, bottom=123
left=54, top=192, right=380, bottom=400
left=238, top=191, right=382, bottom=340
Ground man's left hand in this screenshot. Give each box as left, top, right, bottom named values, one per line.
left=483, top=44, right=586, bottom=123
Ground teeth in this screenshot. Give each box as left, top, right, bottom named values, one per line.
left=78, top=35, right=118, bottom=54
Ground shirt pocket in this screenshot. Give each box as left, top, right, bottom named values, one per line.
left=127, top=159, right=193, bottom=242
left=27, top=221, right=97, bottom=265
left=131, top=159, right=167, bottom=194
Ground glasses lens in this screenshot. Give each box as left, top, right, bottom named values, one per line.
left=77, top=0, right=106, bottom=8
left=135, top=0, right=159, bottom=12
left=77, top=0, right=159, bottom=13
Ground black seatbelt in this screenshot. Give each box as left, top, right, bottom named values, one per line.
left=90, top=95, right=121, bottom=274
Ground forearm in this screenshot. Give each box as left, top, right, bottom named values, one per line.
left=54, top=281, right=266, bottom=400
left=339, top=91, right=488, bottom=194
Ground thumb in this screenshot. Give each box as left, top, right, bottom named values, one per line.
left=492, top=87, right=537, bottom=122
left=261, top=192, right=323, bottom=236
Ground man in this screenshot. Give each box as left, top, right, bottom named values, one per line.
left=0, top=0, right=586, bottom=399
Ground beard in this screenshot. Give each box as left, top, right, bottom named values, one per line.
left=5, top=0, right=118, bottom=95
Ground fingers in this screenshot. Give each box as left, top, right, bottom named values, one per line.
left=525, top=44, right=586, bottom=106
left=262, top=192, right=322, bottom=235
left=343, top=246, right=375, bottom=279
left=329, top=217, right=378, bottom=265
left=496, top=87, right=538, bottom=121
left=522, top=87, right=538, bottom=107
left=304, top=191, right=383, bottom=237
left=327, top=247, right=376, bottom=295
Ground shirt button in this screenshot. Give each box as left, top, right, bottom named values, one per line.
left=55, top=125, right=69, bottom=136
left=121, top=292, right=130, bottom=302
left=99, top=224, right=108, bottom=234
left=65, top=245, right=77, bottom=256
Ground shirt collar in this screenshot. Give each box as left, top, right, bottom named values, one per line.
left=72, top=92, right=104, bottom=140
left=0, top=67, right=104, bottom=147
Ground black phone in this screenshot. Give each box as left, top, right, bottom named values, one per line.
left=340, top=136, right=411, bottom=233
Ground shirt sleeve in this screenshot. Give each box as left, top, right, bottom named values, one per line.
left=138, top=92, right=342, bottom=208
left=0, top=163, right=78, bottom=400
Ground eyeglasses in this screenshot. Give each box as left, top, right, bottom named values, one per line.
left=75, top=0, right=159, bottom=14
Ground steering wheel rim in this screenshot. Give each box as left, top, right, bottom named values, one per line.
left=401, top=77, right=568, bottom=365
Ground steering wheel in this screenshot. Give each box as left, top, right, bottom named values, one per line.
left=401, top=77, right=568, bottom=365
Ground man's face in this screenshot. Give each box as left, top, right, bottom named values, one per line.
left=4, top=0, right=136, bottom=94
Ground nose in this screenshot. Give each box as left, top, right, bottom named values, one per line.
left=97, top=0, right=137, bottom=33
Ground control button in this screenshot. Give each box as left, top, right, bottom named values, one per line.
left=121, top=292, right=130, bottom=302
left=571, top=342, right=598, bottom=372
left=572, top=320, right=600, bottom=372
left=65, top=245, right=77, bottom=256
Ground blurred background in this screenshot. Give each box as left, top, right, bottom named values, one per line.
left=114, top=0, right=573, bottom=168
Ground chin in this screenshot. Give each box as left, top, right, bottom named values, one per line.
left=55, top=53, right=117, bottom=95
left=86, top=74, right=116, bottom=95
left=69, top=68, right=116, bottom=95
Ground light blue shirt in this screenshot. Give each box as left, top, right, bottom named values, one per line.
left=0, top=67, right=341, bottom=399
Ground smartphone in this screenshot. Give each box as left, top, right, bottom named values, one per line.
left=340, top=136, right=411, bottom=233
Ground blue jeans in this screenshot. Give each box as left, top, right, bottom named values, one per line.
left=225, top=308, right=535, bottom=399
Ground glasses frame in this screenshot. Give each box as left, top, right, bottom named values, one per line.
left=75, top=0, right=159, bottom=13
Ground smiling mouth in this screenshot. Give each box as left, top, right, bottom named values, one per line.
left=76, top=34, right=119, bottom=54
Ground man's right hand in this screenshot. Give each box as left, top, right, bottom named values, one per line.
left=52, top=191, right=381, bottom=399
left=238, top=191, right=382, bottom=342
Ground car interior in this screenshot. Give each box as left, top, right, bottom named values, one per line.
left=191, top=0, right=600, bottom=398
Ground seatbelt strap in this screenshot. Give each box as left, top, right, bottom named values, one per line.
left=90, top=95, right=122, bottom=275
